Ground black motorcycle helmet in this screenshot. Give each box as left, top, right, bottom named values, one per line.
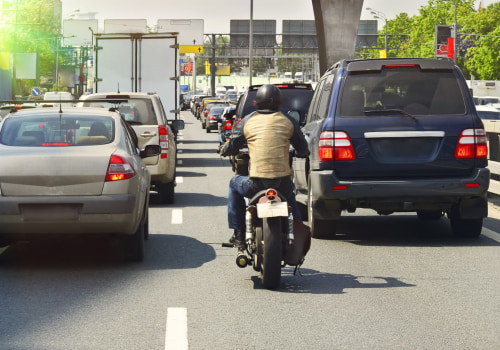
left=255, top=84, right=282, bottom=111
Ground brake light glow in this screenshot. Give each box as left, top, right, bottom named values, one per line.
left=318, top=131, right=356, bottom=161
left=455, top=128, right=488, bottom=159
left=159, top=125, right=169, bottom=159
left=106, top=154, right=136, bottom=181
left=266, top=189, right=277, bottom=201
left=383, top=64, right=418, bottom=68
left=42, top=142, right=70, bottom=147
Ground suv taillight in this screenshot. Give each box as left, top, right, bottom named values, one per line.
left=159, top=125, right=169, bottom=159
left=455, top=128, right=488, bottom=159
left=106, top=154, right=136, bottom=181
left=318, top=131, right=356, bottom=161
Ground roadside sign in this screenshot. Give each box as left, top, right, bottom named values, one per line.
left=179, top=45, right=204, bottom=54
left=31, top=87, right=41, bottom=97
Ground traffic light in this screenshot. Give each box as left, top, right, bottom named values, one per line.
left=435, top=25, right=452, bottom=58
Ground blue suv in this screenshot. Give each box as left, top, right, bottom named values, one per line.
left=292, top=58, right=489, bottom=238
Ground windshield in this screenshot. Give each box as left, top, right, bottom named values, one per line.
left=339, top=67, right=466, bottom=117
left=81, top=98, right=157, bottom=125
left=0, top=115, right=115, bottom=146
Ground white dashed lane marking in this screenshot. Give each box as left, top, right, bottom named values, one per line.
left=171, top=209, right=183, bottom=224
left=165, top=307, right=188, bottom=350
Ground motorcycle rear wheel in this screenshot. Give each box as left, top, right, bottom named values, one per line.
left=260, top=217, right=282, bottom=289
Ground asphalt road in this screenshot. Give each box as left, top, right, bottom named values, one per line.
left=0, top=111, right=499, bottom=350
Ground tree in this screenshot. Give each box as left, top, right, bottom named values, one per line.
left=460, top=2, right=500, bottom=79
left=0, top=0, right=63, bottom=95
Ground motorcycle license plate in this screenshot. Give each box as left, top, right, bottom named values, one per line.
left=256, top=202, right=288, bottom=218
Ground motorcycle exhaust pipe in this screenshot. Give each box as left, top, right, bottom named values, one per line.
left=236, top=252, right=250, bottom=268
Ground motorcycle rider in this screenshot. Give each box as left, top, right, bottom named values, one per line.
left=220, top=84, right=310, bottom=248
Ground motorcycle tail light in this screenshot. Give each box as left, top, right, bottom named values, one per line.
left=266, top=189, right=277, bottom=201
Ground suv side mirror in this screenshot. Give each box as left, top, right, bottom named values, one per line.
left=171, top=119, right=185, bottom=131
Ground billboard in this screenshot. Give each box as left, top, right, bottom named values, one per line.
left=63, top=19, right=98, bottom=46
left=230, top=20, right=276, bottom=57
left=282, top=20, right=318, bottom=54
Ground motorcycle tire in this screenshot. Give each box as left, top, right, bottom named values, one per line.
left=261, top=217, right=282, bottom=290
left=253, top=226, right=263, bottom=272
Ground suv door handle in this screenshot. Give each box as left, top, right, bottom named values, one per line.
left=140, top=132, right=156, bottom=137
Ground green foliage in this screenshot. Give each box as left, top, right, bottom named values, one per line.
left=0, top=0, right=63, bottom=88
left=373, top=0, right=500, bottom=79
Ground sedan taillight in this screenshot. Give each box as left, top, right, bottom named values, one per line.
left=318, top=131, right=356, bottom=161
left=159, top=125, right=169, bottom=159
left=106, top=154, right=136, bottom=181
left=455, top=128, right=488, bottom=159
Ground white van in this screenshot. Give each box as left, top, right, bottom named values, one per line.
left=44, top=92, right=74, bottom=107
left=284, top=72, right=292, bottom=80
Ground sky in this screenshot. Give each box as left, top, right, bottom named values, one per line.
left=61, top=0, right=495, bottom=33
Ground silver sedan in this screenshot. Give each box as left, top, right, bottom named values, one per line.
left=0, top=107, right=158, bottom=261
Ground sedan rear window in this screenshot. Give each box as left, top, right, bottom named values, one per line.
left=81, top=98, right=157, bottom=125
left=0, top=115, right=115, bottom=146
left=339, top=67, right=466, bottom=117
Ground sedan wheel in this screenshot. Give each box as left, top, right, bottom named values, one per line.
left=124, top=215, right=145, bottom=262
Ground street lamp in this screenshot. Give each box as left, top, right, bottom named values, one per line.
left=366, top=7, right=388, bottom=56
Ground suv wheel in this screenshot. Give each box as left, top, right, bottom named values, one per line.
left=448, top=212, right=482, bottom=238
left=159, top=181, right=175, bottom=204
left=308, top=179, right=336, bottom=239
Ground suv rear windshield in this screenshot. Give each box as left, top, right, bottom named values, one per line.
left=239, top=85, right=314, bottom=120
left=0, top=115, right=115, bottom=146
left=81, top=98, right=157, bottom=125
left=339, top=67, right=466, bottom=117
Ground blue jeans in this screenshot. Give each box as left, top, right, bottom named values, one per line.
left=228, top=175, right=302, bottom=231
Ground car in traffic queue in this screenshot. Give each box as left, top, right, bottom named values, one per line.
left=79, top=92, right=184, bottom=204
left=293, top=57, right=489, bottom=239
left=205, top=106, right=226, bottom=133
left=229, top=82, right=315, bottom=175
left=190, top=94, right=209, bottom=116
left=0, top=107, right=158, bottom=261
left=200, top=100, right=229, bottom=130
left=197, top=96, right=219, bottom=119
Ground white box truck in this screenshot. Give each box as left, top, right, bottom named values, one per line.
left=94, top=32, right=180, bottom=120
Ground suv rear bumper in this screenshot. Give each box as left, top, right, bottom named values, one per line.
left=309, top=168, right=490, bottom=219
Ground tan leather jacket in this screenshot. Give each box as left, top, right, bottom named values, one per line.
left=221, top=110, right=310, bottom=178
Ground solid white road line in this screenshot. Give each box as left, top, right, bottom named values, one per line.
left=165, top=307, right=188, bottom=350
left=171, top=209, right=183, bottom=225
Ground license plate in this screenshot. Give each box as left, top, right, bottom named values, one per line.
left=256, top=201, right=288, bottom=218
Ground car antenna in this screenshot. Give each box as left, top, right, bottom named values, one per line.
left=59, top=93, right=63, bottom=113
left=117, top=83, right=120, bottom=94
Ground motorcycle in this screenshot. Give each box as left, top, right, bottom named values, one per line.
left=222, top=180, right=311, bottom=290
